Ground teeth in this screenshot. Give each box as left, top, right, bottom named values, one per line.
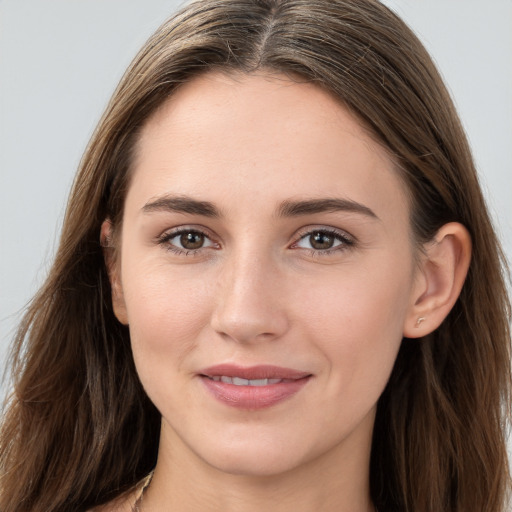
left=210, top=376, right=284, bottom=386
left=232, top=377, right=249, bottom=385
left=250, top=378, right=268, bottom=386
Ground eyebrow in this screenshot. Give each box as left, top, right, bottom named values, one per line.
left=142, top=194, right=378, bottom=220
left=277, top=198, right=378, bottom=220
left=142, top=195, right=221, bottom=217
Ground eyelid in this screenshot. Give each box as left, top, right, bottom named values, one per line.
left=157, top=225, right=210, bottom=239
left=291, top=225, right=356, bottom=252
left=294, top=225, right=355, bottom=240
left=156, top=225, right=220, bottom=254
left=154, top=224, right=355, bottom=256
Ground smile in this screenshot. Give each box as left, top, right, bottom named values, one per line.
left=200, top=364, right=312, bottom=409
left=207, top=376, right=293, bottom=386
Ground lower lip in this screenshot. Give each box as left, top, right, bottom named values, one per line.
left=200, top=376, right=311, bottom=410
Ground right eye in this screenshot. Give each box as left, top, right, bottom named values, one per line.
left=158, top=228, right=217, bottom=254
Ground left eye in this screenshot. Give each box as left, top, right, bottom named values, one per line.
left=295, top=230, right=351, bottom=251
left=165, top=230, right=215, bottom=251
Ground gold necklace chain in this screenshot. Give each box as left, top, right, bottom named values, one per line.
left=131, top=472, right=153, bottom=512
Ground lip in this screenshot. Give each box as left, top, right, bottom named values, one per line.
left=201, top=364, right=311, bottom=380
left=199, top=364, right=312, bottom=410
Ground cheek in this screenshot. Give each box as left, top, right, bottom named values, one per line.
left=120, top=257, right=214, bottom=368
left=295, top=258, right=412, bottom=387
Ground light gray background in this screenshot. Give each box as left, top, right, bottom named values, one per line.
left=1, top=0, right=511, bottom=414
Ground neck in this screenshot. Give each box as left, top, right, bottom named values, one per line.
left=142, top=418, right=375, bottom=512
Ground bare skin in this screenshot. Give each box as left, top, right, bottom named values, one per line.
left=100, top=72, right=471, bottom=512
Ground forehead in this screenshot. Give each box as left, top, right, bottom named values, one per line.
left=127, top=71, right=409, bottom=223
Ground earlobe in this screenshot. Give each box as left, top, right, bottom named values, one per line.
left=100, top=219, right=129, bottom=325
left=403, top=222, right=471, bottom=338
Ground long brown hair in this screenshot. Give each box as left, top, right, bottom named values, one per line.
left=1, top=1, right=510, bottom=511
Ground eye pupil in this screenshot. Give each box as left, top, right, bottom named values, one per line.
left=180, top=232, right=204, bottom=250
left=310, top=231, right=334, bottom=250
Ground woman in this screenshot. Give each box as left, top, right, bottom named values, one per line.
left=0, top=0, right=510, bottom=511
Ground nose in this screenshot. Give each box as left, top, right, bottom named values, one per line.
left=210, top=250, right=290, bottom=344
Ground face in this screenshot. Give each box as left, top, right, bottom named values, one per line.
left=110, top=72, right=422, bottom=477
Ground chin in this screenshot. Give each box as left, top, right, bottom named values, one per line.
left=191, top=432, right=316, bottom=478
left=205, top=452, right=304, bottom=478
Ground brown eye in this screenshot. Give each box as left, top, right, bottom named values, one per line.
left=294, top=228, right=353, bottom=254
left=179, top=231, right=205, bottom=250
left=160, top=229, right=215, bottom=253
left=309, top=231, right=335, bottom=250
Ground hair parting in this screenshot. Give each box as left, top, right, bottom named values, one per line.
left=1, top=1, right=510, bottom=511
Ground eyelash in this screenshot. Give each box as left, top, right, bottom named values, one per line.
left=156, top=227, right=355, bottom=257
left=292, top=227, right=355, bottom=257
left=156, top=228, right=217, bottom=256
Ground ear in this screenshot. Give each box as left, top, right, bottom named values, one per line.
left=403, top=222, right=471, bottom=338
left=100, top=219, right=128, bottom=325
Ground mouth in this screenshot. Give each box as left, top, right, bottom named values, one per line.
left=199, top=364, right=312, bottom=409
left=205, top=376, right=294, bottom=386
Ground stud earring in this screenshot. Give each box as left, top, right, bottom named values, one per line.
left=415, top=316, right=425, bottom=327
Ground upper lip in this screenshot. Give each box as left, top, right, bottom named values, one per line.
left=200, top=364, right=311, bottom=380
